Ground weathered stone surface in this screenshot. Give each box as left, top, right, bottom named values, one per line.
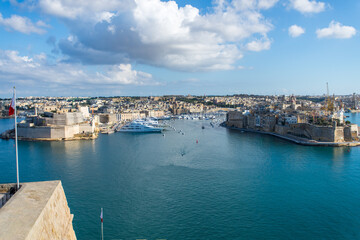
left=0, top=181, right=76, bottom=240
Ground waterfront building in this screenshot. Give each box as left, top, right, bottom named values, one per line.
left=3, top=111, right=97, bottom=140
left=226, top=111, right=360, bottom=144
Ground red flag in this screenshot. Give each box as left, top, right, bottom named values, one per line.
left=9, top=93, right=15, bottom=116
left=100, top=208, right=103, bottom=223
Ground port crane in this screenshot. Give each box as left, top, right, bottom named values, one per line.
left=326, top=82, right=334, bottom=113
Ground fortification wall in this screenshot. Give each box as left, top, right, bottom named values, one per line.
left=17, top=125, right=82, bottom=140
left=227, top=119, right=244, bottom=128
left=47, top=114, right=66, bottom=125
left=226, top=111, right=358, bottom=143
left=45, top=113, right=84, bottom=126
left=79, top=123, right=94, bottom=133
left=286, top=124, right=339, bottom=142
left=334, top=127, right=345, bottom=142
left=64, top=125, right=80, bottom=139
left=0, top=181, right=77, bottom=240
left=65, top=113, right=84, bottom=125
left=50, top=126, right=66, bottom=139
left=344, top=126, right=352, bottom=141
left=274, top=125, right=290, bottom=135
left=18, top=126, right=51, bottom=139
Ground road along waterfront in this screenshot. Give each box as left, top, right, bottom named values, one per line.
left=1, top=116, right=360, bottom=239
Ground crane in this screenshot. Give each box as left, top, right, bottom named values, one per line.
left=326, top=82, right=334, bottom=113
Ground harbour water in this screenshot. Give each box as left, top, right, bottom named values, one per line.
left=1, top=115, right=360, bottom=239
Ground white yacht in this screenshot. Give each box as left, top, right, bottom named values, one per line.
left=119, top=121, right=163, bottom=133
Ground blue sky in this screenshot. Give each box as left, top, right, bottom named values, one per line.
left=0, top=0, right=359, bottom=97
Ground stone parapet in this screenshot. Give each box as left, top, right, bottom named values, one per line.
left=0, top=181, right=76, bottom=240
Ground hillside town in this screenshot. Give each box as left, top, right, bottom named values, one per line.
left=0, top=94, right=359, bottom=144
left=225, top=94, right=360, bottom=146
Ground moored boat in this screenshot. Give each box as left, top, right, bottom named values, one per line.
left=119, top=121, right=163, bottom=133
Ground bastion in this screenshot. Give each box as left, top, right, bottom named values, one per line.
left=0, top=181, right=76, bottom=240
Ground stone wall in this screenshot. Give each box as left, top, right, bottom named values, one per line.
left=18, top=126, right=52, bottom=139
left=0, top=181, right=76, bottom=240
left=226, top=111, right=359, bottom=143
left=46, top=114, right=66, bottom=125
left=226, top=111, right=245, bottom=128
left=46, top=113, right=84, bottom=126
left=64, top=125, right=80, bottom=139
left=344, top=126, right=352, bottom=141
left=50, top=126, right=67, bottom=139
left=17, top=124, right=94, bottom=140
left=280, top=124, right=346, bottom=142
left=79, top=122, right=95, bottom=133
left=274, top=125, right=290, bottom=136
left=65, top=112, right=84, bottom=125
left=334, top=127, right=345, bottom=142
left=18, top=126, right=68, bottom=140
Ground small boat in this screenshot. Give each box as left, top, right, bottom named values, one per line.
left=100, top=127, right=115, bottom=134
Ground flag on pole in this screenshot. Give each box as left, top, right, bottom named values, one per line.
left=9, top=93, right=15, bottom=116
left=100, top=207, right=104, bottom=240
left=11, top=87, right=19, bottom=190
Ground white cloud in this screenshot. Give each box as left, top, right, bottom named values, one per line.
left=36, top=0, right=275, bottom=71
left=246, top=36, right=271, bottom=51
left=0, top=12, right=47, bottom=34
left=289, top=0, right=325, bottom=14
left=107, top=25, right=116, bottom=34
left=231, top=0, right=279, bottom=10
left=316, top=21, right=356, bottom=39
left=237, top=65, right=253, bottom=70
left=0, top=49, right=155, bottom=90
left=35, top=20, right=50, bottom=28
left=288, top=25, right=305, bottom=37
left=99, top=64, right=153, bottom=85
left=258, top=0, right=279, bottom=9
left=38, top=0, right=133, bottom=20
left=5, top=50, right=34, bottom=63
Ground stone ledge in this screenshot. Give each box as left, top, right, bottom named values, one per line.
left=0, top=180, right=76, bottom=240
left=0, top=184, right=17, bottom=209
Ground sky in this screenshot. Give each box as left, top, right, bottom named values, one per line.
left=0, top=0, right=359, bottom=97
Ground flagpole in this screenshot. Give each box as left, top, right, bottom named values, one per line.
left=14, top=86, right=19, bottom=190
left=101, top=208, right=104, bottom=240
